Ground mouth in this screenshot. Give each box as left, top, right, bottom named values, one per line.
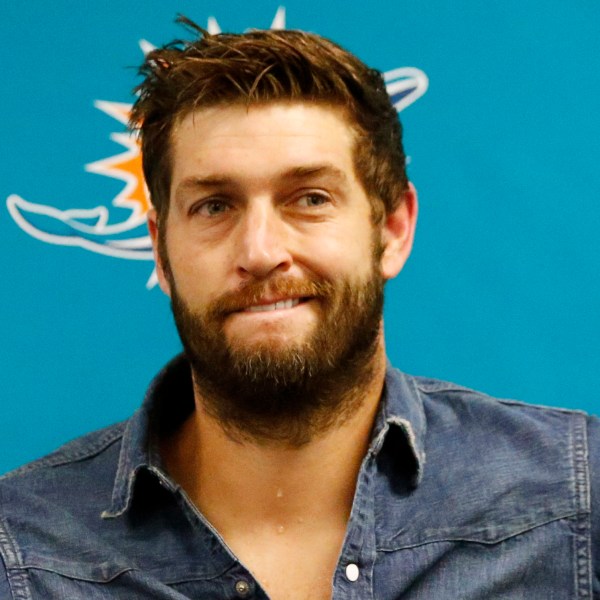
left=241, top=297, right=308, bottom=313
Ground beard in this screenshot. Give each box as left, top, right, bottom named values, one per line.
left=168, top=262, right=385, bottom=446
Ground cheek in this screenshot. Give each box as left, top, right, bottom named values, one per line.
left=300, top=230, right=374, bottom=279
left=165, top=240, right=226, bottom=301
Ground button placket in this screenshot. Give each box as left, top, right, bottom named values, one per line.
left=333, top=455, right=377, bottom=598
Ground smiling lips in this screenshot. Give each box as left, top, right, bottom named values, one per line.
left=244, top=298, right=303, bottom=313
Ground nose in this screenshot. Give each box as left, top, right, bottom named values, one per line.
left=234, top=200, right=293, bottom=280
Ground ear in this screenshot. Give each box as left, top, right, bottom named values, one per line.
left=147, top=208, right=172, bottom=297
left=379, top=182, right=418, bottom=280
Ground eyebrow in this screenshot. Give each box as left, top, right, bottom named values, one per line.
left=174, top=163, right=349, bottom=201
left=175, top=175, right=234, bottom=195
left=281, top=164, right=348, bottom=184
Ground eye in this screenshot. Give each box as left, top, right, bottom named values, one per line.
left=193, top=198, right=230, bottom=217
left=295, top=192, right=330, bottom=208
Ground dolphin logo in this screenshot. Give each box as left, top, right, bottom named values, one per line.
left=6, top=7, right=428, bottom=289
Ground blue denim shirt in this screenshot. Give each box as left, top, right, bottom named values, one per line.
left=1, top=355, right=599, bottom=599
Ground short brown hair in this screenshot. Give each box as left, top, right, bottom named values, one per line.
left=131, top=20, right=409, bottom=223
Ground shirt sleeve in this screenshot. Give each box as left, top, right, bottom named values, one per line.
left=587, top=415, right=600, bottom=597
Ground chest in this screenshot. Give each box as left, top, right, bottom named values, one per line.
left=223, top=525, right=346, bottom=600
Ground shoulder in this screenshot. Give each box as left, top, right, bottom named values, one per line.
left=0, top=420, right=126, bottom=496
left=0, top=420, right=126, bottom=513
left=378, top=370, right=600, bottom=596
left=0, top=419, right=126, bottom=508
left=0, top=421, right=128, bottom=592
left=391, top=369, right=598, bottom=516
left=408, top=372, right=594, bottom=444
left=0, top=422, right=126, bottom=538
left=381, top=371, right=600, bottom=555
left=1, top=420, right=126, bottom=482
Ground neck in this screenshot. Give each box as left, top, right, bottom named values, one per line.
left=161, top=339, right=387, bottom=531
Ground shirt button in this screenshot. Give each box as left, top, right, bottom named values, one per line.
left=235, top=579, right=251, bottom=597
left=345, top=563, right=360, bottom=582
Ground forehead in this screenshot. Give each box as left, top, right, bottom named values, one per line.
left=169, top=102, right=360, bottom=182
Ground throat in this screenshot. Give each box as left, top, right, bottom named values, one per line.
left=196, top=347, right=381, bottom=447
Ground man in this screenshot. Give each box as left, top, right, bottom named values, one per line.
left=1, top=23, right=599, bottom=599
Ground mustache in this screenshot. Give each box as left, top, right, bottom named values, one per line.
left=208, top=277, right=336, bottom=317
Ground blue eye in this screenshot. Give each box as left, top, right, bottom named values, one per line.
left=297, top=193, right=329, bottom=208
left=196, top=199, right=230, bottom=217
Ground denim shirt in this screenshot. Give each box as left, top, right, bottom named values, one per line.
left=1, top=355, right=599, bottom=599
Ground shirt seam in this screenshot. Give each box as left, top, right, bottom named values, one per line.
left=7, top=562, right=244, bottom=586
left=572, top=413, right=592, bottom=597
left=8, top=563, right=134, bottom=584
left=0, top=423, right=126, bottom=479
left=0, top=518, right=30, bottom=600
left=413, top=380, right=588, bottom=417
left=377, top=509, right=586, bottom=552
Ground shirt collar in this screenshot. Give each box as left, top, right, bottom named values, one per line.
left=103, top=355, right=427, bottom=518
left=369, top=363, right=427, bottom=486
left=103, top=355, right=194, bottom=518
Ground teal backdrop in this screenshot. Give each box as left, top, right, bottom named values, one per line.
left=2, top=1, right=599, bottom=473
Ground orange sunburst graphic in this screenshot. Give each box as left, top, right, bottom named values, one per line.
left=86, top=100, right=150, bottom=221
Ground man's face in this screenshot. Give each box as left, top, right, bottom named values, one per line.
left=149, top=103, right=414, bottom=441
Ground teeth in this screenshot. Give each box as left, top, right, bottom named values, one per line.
left=247, top=298, right=301, bottom=312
